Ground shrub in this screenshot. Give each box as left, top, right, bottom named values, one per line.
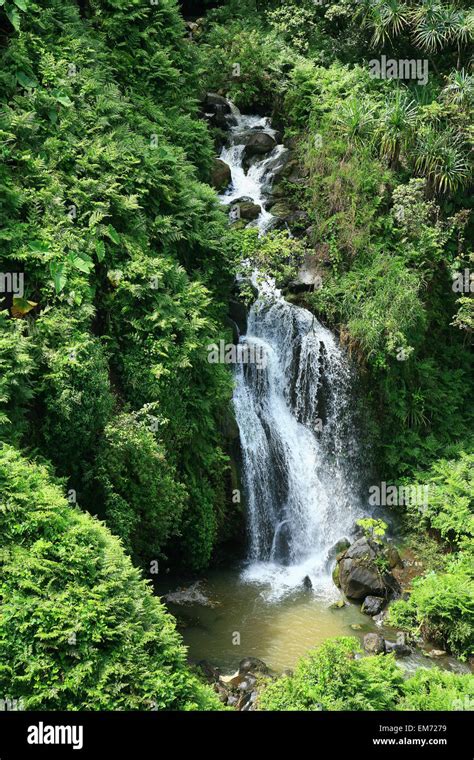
left=0, top=444, right=220, bottom=710
left=398, top=668, right=474, bottom=711
left=388, top=549, right=474, bottom=660
left=258, top=637, right=404, bottom=711
left=95, top=413, right=186, bottom=567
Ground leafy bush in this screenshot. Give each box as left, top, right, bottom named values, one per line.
left=0, top=444, right=221, bottom=710
left=33, top=311, right=114, bottom=484
left=95, top=413, right=186, bottom=567
left=258, top=637, right=404, bottom=711
left=398, top=668, right=474, bottom=711
left=0, top=0, right=235, bottom=571
left=258, top=636, right=474, bottom=712
left=0, top=312, right=34, bottom=442
left=228, top=227, right=306, bottom=296
left=404, top=452, right=474, bottom=546
left=388, top=549, right=474, bottom=660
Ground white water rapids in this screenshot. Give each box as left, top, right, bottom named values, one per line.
left=221, top=104, right=364, bottom=600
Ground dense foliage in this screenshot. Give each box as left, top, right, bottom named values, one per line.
left=0, top=444, right=221, bottom=710
left=0, top=0, right=235, bottom=571
left=258, top=637, right=474, bottom=711
left=0, top=0, right=472, bottom=712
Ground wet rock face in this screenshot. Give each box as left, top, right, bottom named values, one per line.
left=363, top=633, right=386, bottom=655
left=238, top=657, right=269, bottom=675
left=335, top=537, right=401, bottom=601
left=243, top=132, right=277, bottom=159
left=211, top=158, right=231, bottom=190
left=363, top=634, right=412, bottom=658
left=236, top=201, right=262, bottom=220
left=361, top=595, right=385, bottom=616
left=385, top=640, right=412, bottom=657
left=203, top=93, right=236, bottom=129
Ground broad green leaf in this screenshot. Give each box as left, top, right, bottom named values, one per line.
left=16, top=72, right=38, bottom=89
left=50, top=263, right=66, bottom=294
left=28, top=240, right=49, bottom=253
left=107, top=225, right=121, bottom=245
left=6, top=7, right=21, bottom=30
left=11, top=297, right=37, bottom=317
left=95, top=240, right=105, bottom=262
left=54, top=93, right=73, bottom=107
left=13, top=0, right=28, bottom=10
left=71, top=253, right=94, bottom=273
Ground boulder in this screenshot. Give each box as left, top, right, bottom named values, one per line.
left=336, top=537, right=401, bottom=601
left=243, top=132, right=276, bottom=159
left=205, top=93, right=231, bottom=111
left=385, top=640, right=412, bottom=657
left=237, top=201, right=261, bottom=220
left=238, top=657, right=269, bottom=675
left=211, top=158, right=231, bottom=191
left=339, top=559, right=386, bottom=600
left=269, top=200, right=293, bottom=221
left=203, top=93, right=235, bottom=129
left=361, top=596, right=385, bottom=616
left=363, top=633, right=385, bottom=655
left=386, top=544, right=402, bottom=569
left=303, top=575, right=313, bottom=591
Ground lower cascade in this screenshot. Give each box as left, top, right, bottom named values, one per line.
left=233, top=283, right=363, bottom=598
left=222, top=104, right=364, bottom=598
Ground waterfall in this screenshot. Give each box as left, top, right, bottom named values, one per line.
left=221, top=103, right=363, bottom=599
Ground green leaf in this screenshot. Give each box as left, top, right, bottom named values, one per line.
left=28, top=240, right=50, bottom=253
left=95, top=240, right=105, bottom=263
left=70, top=253, right=94, bottom=273
left=54, top=92, right=73, bottom=107
left=16, top=70, right=36, bottom=87
left=107, top=225, right=121, bottom=245
left=50, top=263, right=66, bottom=294
left=16, top=71, right=38, bottom=89
left=6, top=7, right=21, bottom=30
left=13, top=0, right=28, bottom=10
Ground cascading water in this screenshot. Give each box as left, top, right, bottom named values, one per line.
left=222, top=103, right=363, bottom=599
left=234, top=283, right=363, bottom=598
left=218, top=106, right=288, bottom=232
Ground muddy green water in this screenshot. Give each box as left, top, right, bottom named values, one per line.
left=157, top=567, right=469, bottom=676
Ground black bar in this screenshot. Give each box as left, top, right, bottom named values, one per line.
left=0, top=711, right=471, bottom=758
